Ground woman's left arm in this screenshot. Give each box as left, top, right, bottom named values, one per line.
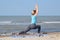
left=35, top=4, right=39, bottom=16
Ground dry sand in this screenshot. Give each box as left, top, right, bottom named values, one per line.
left=0, top=32, right=60, bottom=40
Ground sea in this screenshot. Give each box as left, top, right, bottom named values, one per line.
left=0, top=16, right=60, bottom=33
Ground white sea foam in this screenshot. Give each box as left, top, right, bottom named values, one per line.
left=0, top=21, right=60, bottom=25
left=37, top=21, right=60, bottom=25
left=0, top=21, right=12, bottom=25
left=0, top=21, right=11, bottom=23
left=43, top=21, right=60, bottom=23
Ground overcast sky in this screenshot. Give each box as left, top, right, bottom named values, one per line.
left=0, top=0, right=60, bottom=16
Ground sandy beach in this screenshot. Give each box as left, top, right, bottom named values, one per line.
left=0, top=32, right=60, bottom=40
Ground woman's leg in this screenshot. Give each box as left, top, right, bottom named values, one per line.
left=19, top=24, right=40, bottom=34
left=19, top=25, right=31, bottom=34
left=36, top=25, right=41, bottom=33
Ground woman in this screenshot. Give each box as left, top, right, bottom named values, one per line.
left=19, top=4, right=41, bottom=34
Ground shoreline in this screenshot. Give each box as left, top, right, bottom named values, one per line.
left=0, top=32, right=60, bottom=40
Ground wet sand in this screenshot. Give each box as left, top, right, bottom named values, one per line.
left=0, top=32, right=60, bottom=40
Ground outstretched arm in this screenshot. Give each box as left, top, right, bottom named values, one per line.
left=35, top=4, right=39, bottom=16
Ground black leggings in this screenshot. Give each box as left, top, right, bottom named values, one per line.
left=19, top=24, right=41, bottom=34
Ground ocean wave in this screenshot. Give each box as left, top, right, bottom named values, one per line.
left=0, top=21, right=12, bottom=25
left=0, top=21, right=60, bottom=25
left=0, top=21, right=12, bottom=23
left=43, top=21, right=60, bottom=23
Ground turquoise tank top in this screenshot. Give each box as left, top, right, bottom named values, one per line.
left=31, top=15, right=37, bottom=24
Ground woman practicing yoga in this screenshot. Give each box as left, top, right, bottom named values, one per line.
left=19, top=4, right=41, bottom=34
